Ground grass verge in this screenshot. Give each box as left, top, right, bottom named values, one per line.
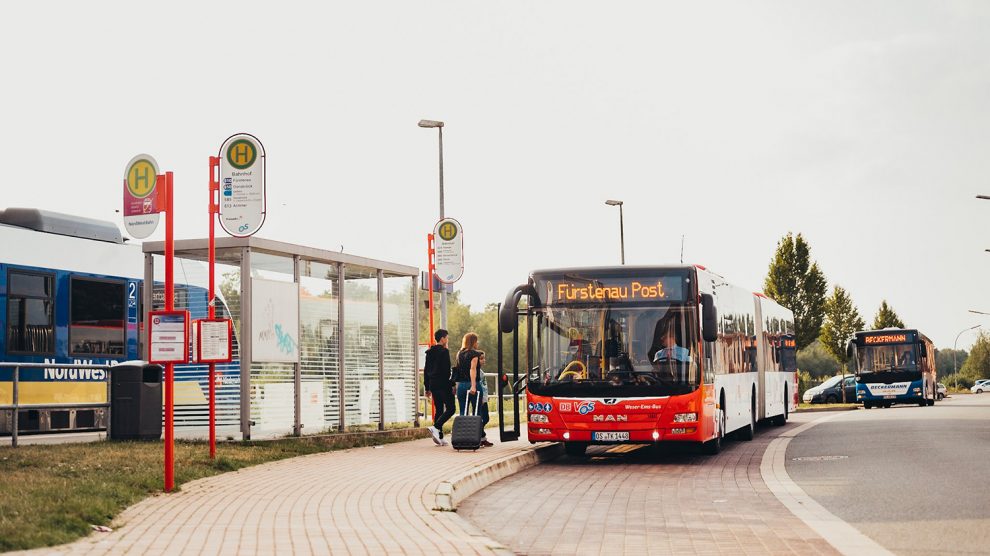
left=0, top=430, right=422, bottom=552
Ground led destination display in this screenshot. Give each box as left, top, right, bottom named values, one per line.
left=540, top=274, right=687, bottom=304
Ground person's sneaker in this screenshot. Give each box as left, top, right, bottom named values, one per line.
left=428, top=426, right=441, bottom=445
left=480, top=439, right=494, bottom=447
left=439, top=439, right=449, bottom=447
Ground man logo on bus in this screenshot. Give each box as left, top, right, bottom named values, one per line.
left=577, top=401, right=596, bottom=415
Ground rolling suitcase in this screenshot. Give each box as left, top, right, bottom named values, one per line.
left=451, top=391, right=484, bottom=450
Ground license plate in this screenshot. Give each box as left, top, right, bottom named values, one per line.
left=884, top=395, right=896, bottom=399
left=592, top=431, right=629, bottom=442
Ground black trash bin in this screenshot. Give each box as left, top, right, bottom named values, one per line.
left=110, top=363, right=163, bottom=440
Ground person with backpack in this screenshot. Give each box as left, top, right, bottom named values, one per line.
left=424, top=329, right=455, bottom=446
left=455, top=332, right=493, bottom=447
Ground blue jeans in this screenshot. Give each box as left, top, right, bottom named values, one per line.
left=456, top=381, right=490, bottom=433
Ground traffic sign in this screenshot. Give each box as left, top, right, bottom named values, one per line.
left=218, top=133, right=266, bottom=237
left=433, top=217, right=464, bottom=283
left=122, top=154, right=161, bottom=239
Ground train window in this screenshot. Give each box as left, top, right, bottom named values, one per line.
left=7, top=270, right=55, bottom=354
left=70, top=278, right=125, bottom=356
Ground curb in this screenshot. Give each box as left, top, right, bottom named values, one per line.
left=794, top=405, right=859, bottom=413
left=434, top=442, right=563, bottom=511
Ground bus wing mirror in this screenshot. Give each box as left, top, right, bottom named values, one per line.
left=700, top=293, right=718, bottom=342
left=918, top=343, right=928, bottom=358
left=846, top=340, right=855, bottom=360
left=499, top=283, right=538, bottom=334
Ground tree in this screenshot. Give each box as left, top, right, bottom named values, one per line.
left=797, top=340, right=841, bottom=379
left=819, top=285, right=865, bottom=364
left=959, top=332, right=990, bottom=382
left=871, top=300, right=905, bottom=330
left=936, top=348, right=967, bottom=377
left=764, top=233, right=828, bottom=350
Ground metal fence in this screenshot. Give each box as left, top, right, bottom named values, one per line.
left=0, top=362, right=112, bottom=447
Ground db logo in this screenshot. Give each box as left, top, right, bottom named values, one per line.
left=577, top=401, right=596, bottom=415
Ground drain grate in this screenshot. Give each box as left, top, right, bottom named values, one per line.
left=791, top=455, right=849, bottom=462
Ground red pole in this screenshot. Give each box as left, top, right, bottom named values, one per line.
left=427, top=234, right=436, bottom=345
left=427, top=234, right=436, bottom=420
left=164, top=171, right=175, bottom=493
left=208, top=157, right=219, bottom=459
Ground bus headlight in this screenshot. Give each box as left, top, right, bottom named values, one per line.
left=673, top=413, right=697, bottom=423
left=530, top=414, right=549, bottom=423
left=913, top=388, right=921, bottom=393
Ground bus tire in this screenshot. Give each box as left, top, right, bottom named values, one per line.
left=883, top=402, right=892, bottom=408
left=771, top=386, right=788, bottom=426
left=702, top=400, right=725, bottom=455
left=564, top=442, right=587, bottom=457
left=863, top=402, right=872, bottom=409
left=739, top=393, right=756, bottom=441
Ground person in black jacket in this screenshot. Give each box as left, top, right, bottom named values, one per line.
left=424, top=329, right=455, bottom=446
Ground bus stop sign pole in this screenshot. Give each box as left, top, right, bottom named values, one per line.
left=163, top=171, right=176, bottom=493
left=208, top=156, right=220, bottom=459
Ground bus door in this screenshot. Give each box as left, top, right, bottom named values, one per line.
left=497, top=302, right=524, bottom=442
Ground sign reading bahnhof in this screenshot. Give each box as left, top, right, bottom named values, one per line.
left=433, top=217, right=464, bottom=283
left=218, top=133, right=266, bottom=238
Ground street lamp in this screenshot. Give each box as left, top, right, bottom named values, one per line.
left=419, top=119, right=448, bottom=329
left=953, top=324, right=981, bottom=390
left=605, top=200, right=625, bottom=265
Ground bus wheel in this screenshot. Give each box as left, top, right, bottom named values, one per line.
left=883, top=402, right=892, bottom=408
left=564, top=442, right=588, bottom=457
left=739, top=394, right=756, bottom=441
left=702, top=404, right=725, bottom=455
left=863, top=402, right=872, bottom=409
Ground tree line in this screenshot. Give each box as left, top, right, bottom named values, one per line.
left=764, top=233, right=983, bottom=389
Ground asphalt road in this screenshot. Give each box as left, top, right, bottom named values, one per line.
left=786, top=393, right=990, bottom=555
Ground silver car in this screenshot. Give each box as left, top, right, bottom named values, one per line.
left=971, top=379, right=990, bottom=394
left=937, top=383, right=947, bottom=401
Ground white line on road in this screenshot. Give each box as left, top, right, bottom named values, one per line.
left=760, top=412, right=894, bottom=556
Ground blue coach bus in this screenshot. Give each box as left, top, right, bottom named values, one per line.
left=849, top=328, right=937, bottom=409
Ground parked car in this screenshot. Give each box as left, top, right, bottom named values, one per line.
left=936, top=383, right=947, bottom=401
left=971, top=379, right=990, bottom=394
left=803, top=374, right=856, bottom=404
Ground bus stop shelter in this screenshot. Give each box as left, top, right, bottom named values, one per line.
left=142, top=237, right=419, bottom=440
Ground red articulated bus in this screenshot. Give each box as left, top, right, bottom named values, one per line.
left=496, top=265, right=797, bottom=456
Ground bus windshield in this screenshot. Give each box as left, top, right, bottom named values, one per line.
left=857, top=343, right=917, bottom=373
left=530, top=303, right=700, bottom=397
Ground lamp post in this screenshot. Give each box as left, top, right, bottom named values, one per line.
left=419, top=119, right=448, bottom=329
left=953, top=324, right=981, bottom=390
left=605, top=200, right=625, bottom=265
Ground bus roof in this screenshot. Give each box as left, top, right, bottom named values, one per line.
left=530, top=265, right=697, bottom=277
left=0, top=207, right=124, bottom=244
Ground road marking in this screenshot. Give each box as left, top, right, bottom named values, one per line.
left=761, top=413, right=894, bottom=556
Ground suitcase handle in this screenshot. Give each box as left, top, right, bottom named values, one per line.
left=471, top=390, right=482, bottom=416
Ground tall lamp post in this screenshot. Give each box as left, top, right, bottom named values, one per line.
left=953, top=324, right=981, bottom=390
left=419, top=119, right=448, bottom=329
left=605, top=200, right=625, bottom=265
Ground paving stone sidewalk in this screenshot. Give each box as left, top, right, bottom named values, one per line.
left=27, top=431, right=531, bottom=556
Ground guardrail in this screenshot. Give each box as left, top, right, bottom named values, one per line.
left=0, top=362, right=112, bottom=448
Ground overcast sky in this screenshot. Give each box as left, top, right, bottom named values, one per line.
left=2, top=1, right=989, bottom=349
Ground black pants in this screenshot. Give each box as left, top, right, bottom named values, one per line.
left=430, top=386, right=456, bottom=437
